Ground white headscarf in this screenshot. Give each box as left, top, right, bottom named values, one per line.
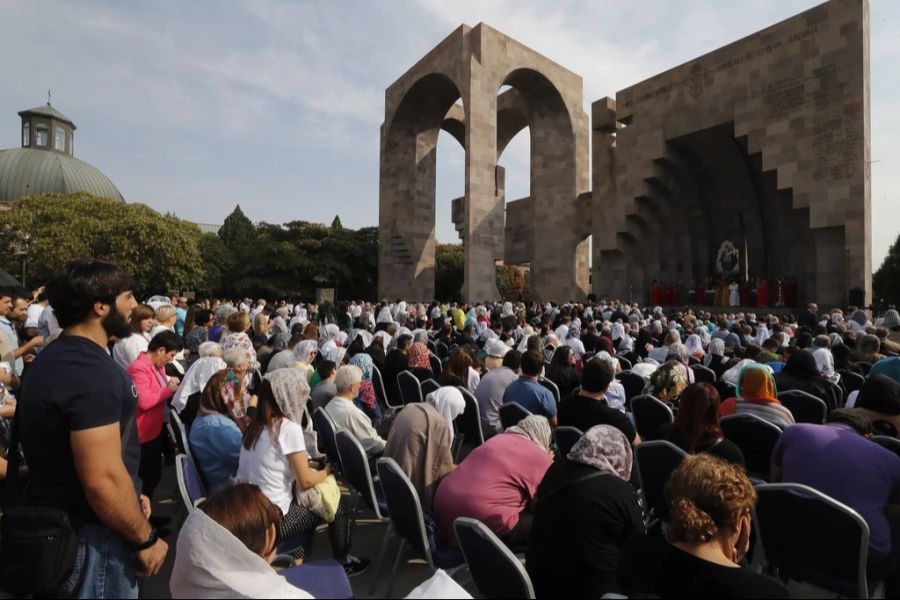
left=501, top=302, right=514, bottom=318
left=376, top=307, right=393, bottom=324
left=504, top=415, right=552, bottom=451
left=293, top=340, right=318, bottom=364
left=685, top=334, right=704, bottom=357
left=264, top=368, right=311, bottom=426
left=812, top=347, right=841, bottom=385
left=618, top=335, right=635, bottom=353
left=426, top=387, right=466, bottom=444
left=755, top=324, right=771, bottom=346
left=518, top=333, right=536, bottom=353
left=372, top=331, right=392, bottom=349
left=704, top=339, right=725, bottom=366
left=170, top=509, right=313, bottom=599
left=172, top=357, right=227, bottom=413
left=553, top=325, right=569, bottom=341
left=611, top=323, right=626, bottom=343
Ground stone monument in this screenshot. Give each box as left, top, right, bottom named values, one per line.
left=378, top=0, right=870, bottom=307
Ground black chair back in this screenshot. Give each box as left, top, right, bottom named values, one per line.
left=715, top=380, right=737, bottom=400
left=615, top=371, right=646, bottom=406
left=398, top=370, right=423, bottom=405
left=779, top=389, right=827, bottom=424
left=631, top=394, right=674, bottom=440
left=538, top=377, right=561, bottom=406
left=454, top=517, right=536, bottom=599
left=429, top=353, right=443, bottom=378
left=335, top=430, right=387, bottom=519
left=554, top=426, right=583, bottom=458
left=872, top=435, right=900, bottom=458
left=856, top=361, right=873, bottom=375
left=617, top=356, right=633, bottom=371
left=421, top=378, right=441, bottom=398
left=756, top=483, right=870, bottom=598
left=313, top=408, right=342, bottom=469
left=838, top=370, right=866, bottom=396
left=690, top=363, right=717, bottom=384
left=687, top=355, right=700, bottom=366
left=455, top=387, right=485, bottom=447
left=499, top=402, right=532, bottom=429
left=376, top=458, right=430, bottom=559
left=634, top=440, right=687, bottom=523
left=427, top=340, right=437, bottom=354
left=372, top=365, right=402, bottom=411
left=170, top=410, right=191, bottom=458
left=720, top=414, right=782, bottom=480
left=436, top=341, right=450, bottom=360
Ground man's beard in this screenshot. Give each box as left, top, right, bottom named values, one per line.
left=102, top=309, right=132, bottom=339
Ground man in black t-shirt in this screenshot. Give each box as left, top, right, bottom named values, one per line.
left=18, top=259, right=168, bottom=598
left=558, top=358, right=640, bottom=444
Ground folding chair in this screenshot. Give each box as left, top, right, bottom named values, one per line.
left=778, top=389, right=827, bottom=424
left=872, top=435, right=900, bottom=458
left=634, top=440, right=687, bottom=527
left=169, top=410, right=191, bottom=459
left=313, top=407, right=342, bottom=470
left=454, top=517, right=536, bottom=599
left=376, top=458, right=466, bottom=598
left=720, top=413, right=782, bottom=481
left=631, top=394, right=674, bottom=441
left=838, top=370, right=866, bottom=398
left=756, top=483, right=875, bottom=598
left=455, top=386, right=485, bottom=447
left=279, top=560, right=353, bottom=599
left=429, top=353, right=443, bottom=378
left=617, top=356, right=633, bottom=371
left=398, top=370, right=424, bottom=405
left=175, top=454, right=206, bottom=511
left=499, top=402, right=532, bottom=429
left=554, top=426, right=583, bottom=459
left=690, top=363, right=717, bottom=384
left=373, top=365, right=402, bottom=412
left=335, top=431, right=391, bottom=594
left=538, top=377, right=561, bottom=406
left=421, top=378, right=441, bottom=398
left=615, top=371, right=646, bottom=407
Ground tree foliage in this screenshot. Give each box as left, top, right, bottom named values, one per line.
left=435, top=243, right=464, bottom=301
left=874, top=232, right=900, bottom=308
left=0, top=193, right=206, bottom=294
left=218, top=205, right=256, bottom=252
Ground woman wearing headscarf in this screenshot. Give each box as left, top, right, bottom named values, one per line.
left=774, top=349, right=840, bottom=411
left=237, top=372, right=367, bottom=574
left=202, top=368, right=256, bottom=432
left=566, top=325, right=587, bottom=360
left=292, top=340, right=319, bottom=383
left=172, top=354, right=228, bottom=427
left=366, top=330, right=390, bottom=372
left=170, top=484, right=315, bottom=599
left=721, top=363, right=795, bottom=429
left=644, top=362, right=689, bottom=402
left=812, top=346, right=841, bottom=385
left=501, top=301, right=517, bottom=332
left=526, top=425, right=645, bottom=598
left=434, top=415, right=553, bottom=548
left=407, top=341, right=434, bottom=382
left=383, top=388, right=461, bottom=509
left=883, top=309, right=900, bottom=347
left=684, top=334, right=705, bottom=360
left=349, top=353, right=381, bottom=421
left=849, top=309, right=871, bottom=332
left=610, top=323, right=627, bottom=351
left=546, top=346, right=582, bottom=400
left=703, top=338, right=731, bottom=381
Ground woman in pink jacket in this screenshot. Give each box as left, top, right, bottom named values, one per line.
left=127, top=330, right=182, bottom=500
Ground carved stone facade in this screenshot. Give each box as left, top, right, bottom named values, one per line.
left=379, top=0, right=870, bottom=307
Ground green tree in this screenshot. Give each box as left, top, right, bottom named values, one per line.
left=331, top=215, right=343, bottom=230
left=874, top=232, right=900, bottom=307
left=197, top=232, right=230, bottom=295
left=435, top=244, right=464, bottom=301
left=218, top=204, right=256, bottom=251
left=0, top=193, right=206, bottom=294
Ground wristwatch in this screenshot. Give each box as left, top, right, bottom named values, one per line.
left=132, top=527, right=159, bottom=551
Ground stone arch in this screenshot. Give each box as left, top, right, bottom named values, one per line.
left=379, top=72, right=464, bottom=301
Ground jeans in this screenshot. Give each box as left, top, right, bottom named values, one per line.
left=59, top=523, right=139, bottom=599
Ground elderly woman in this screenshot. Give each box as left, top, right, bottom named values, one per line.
left=619, top=454, right=786, bottom=598
left=434, top=415, right=553, bottom=547
left=685, top=334, right=705, bottom=360
left=173, top=347, right=227, bottom=427
left=526, top=425, right=645, bottom=598
left=237, top=372, right=367, bottom=574
left=722, top=363, right=795, bottom=429
left=644, top=362, right=689, bottom=402
left=407, top=340, right=434, bottom=382
left=170, top=484, right=315, bottom=598
left=348, top=353, right=381, bottom=421
left=703, top=338, right=731, bottom=380
left=383, top=387, right=462, bottom=509
left=188, top=365, right=246, bottom=492
left=291, top=340, right=319, bottom=383
left=221, top=311, right=260, bottom=375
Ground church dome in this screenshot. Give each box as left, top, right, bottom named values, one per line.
left=0, top=100, right=124, bottom=203
left=0, top=147, right=124, bottom=202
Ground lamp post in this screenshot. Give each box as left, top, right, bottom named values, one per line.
left=14, top=232, right=31, bottom=288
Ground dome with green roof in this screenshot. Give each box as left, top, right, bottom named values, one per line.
left=0, top=101, right=124, bottom=203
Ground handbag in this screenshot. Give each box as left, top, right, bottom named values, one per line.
left=0, top=407, right=134, bottom=595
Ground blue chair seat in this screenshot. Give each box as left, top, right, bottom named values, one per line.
left=280, top=559, right=353, bottom=599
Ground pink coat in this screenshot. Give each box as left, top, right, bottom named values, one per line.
left=126, top=352, right=174, bottom=443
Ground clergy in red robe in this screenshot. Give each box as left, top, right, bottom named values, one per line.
left=651, top=280, right=661, bottom=306
left=740, top=281, right=751, bottom=306
left=696, top=281, right=706, bottom=306
left=757, top=278, right=768, bottom=307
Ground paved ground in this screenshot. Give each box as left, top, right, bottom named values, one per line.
left=143, top=463, right=478, bottom=599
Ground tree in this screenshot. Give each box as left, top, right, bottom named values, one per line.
left=330, top=215, right=343, bottom=230
left=0, top=193, right=206, bottom=294
left=218, top=205, right=256, bottom=251
left=435, top=244, right=464, bottom=301
left=874, top=232, right=900, bottom=308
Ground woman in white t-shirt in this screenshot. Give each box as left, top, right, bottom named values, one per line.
left=112, top=304, right=155, bottom=369
left=237, top=371, right=369, bottom=576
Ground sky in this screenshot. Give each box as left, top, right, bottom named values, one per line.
left=1, top=0, right=897, bottom=269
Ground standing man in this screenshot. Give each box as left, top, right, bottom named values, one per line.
left=3, top=291, right=44, bottom=375
left=18, top=259, right=168, bottom=598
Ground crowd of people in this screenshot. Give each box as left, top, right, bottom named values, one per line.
left=4, top=257, right=900, bottom=598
